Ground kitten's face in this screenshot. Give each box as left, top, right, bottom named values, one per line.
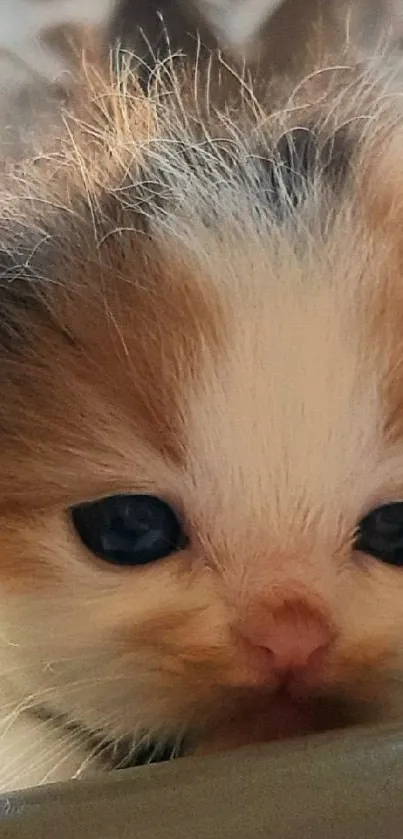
left=1, top=66, right=403, bottom=762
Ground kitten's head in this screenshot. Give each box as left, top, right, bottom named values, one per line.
left=1, top=54, right=403, bottom=766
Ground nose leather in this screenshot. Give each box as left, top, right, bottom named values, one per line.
left=238, top=598, right=333, bottom=681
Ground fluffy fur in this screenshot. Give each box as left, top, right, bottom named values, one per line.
left=3, top=22, right=403, bottom=791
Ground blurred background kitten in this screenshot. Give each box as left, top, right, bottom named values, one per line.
left=2, top=1, right=403, bottom=91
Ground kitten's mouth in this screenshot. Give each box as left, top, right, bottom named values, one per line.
left=33, top=689, right=358, bottom=772
left=193, top=688, right=358, bottom=754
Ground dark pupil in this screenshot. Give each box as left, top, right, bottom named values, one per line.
left=355, top=502, right=403, bottom=567
left=71, top=494, right=186, bottom=566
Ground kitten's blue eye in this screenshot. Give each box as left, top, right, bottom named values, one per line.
left=71, top=494, right=187, bottom=566
left=355, top=502, right=403, bottom=566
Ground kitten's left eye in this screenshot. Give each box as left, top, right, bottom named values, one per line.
left=71, top=494, right=187, bottom=566
left=355, top=502, right=403, bottom=566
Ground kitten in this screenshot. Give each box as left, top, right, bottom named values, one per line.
left=113, top=1, right=403, bottom=72
left=2, top=1, right=401, bottom=88
left=0, top=0, right=284, bottom=87
left=0, top=29, right=403, bottom=790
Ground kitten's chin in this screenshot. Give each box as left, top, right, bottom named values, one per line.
left=192, top=689, right=359, bottom=755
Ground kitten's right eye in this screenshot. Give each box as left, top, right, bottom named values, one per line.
left=71, top=494, right=187, bottom=566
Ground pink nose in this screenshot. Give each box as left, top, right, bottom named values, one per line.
left=239, top=599, right=333, bottom=683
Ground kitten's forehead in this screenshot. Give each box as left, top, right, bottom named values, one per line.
left=1, top=61, right=403, bottom=510
left=182, top=228, right=385, bottom=543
